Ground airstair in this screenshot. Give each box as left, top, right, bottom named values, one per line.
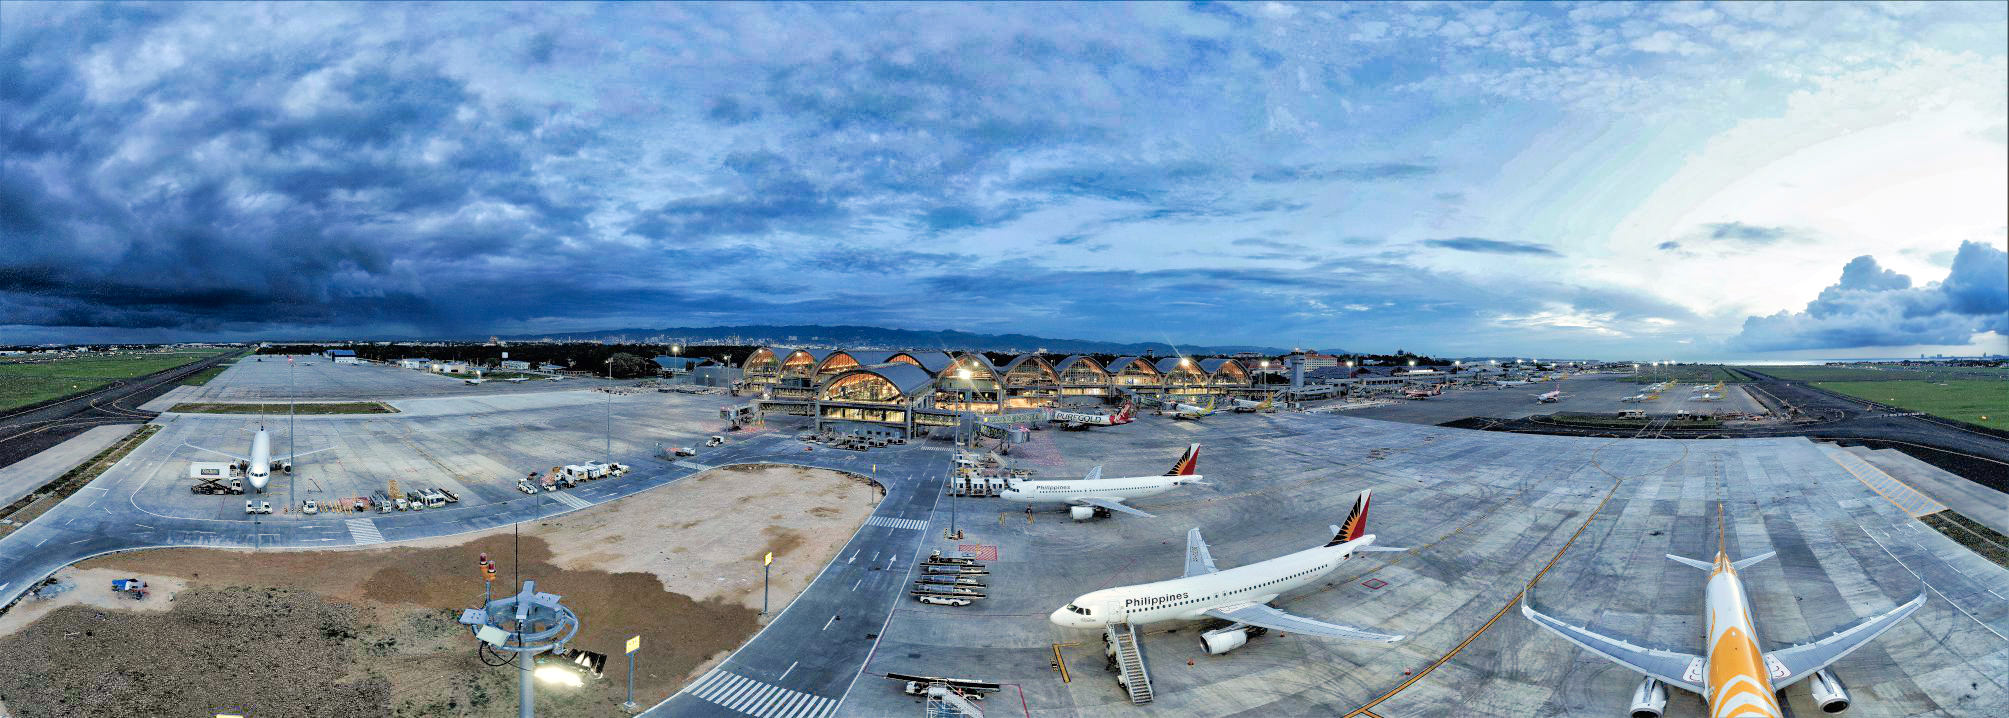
left=1105, top=622, right=1154, bottom=704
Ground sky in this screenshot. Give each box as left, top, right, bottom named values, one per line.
left=3, top=1, right=2005, bottom=359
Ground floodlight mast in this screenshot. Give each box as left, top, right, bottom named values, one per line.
left=459, top=579, right=581, bottom=718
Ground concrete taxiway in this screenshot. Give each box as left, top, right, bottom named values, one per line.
left=145, top=354, right=618, bottom=406
left=0, top=360, right=2003, bottom=718
left=1342, top=373, right=1765, bottom=426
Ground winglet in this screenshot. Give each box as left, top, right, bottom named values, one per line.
left=1326, top=490, right=1371, bottom=546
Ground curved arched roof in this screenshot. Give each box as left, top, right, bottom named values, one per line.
left=818, top=363, right=937, bottom=402
left=1201, top=358, right=1249, bottom=382
left=998, top=354, right=1058, bottom=385
left=1052, top=355, right=1106, bottom=375
left=887, top=351, right=956, bottom=374
left=1153, top=357, right=1205, bottom=375
left=815, top=350, right=900, bottom=376
left=1104, top=356, right=1161, bottom=376
left=742, top=347, right=795, bottom=371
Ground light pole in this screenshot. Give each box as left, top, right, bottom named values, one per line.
left=605, top=357, right=614, bottom=465
left=289, top=354, right=296, bottom=513
left=457, top=579, right=580, bottom=718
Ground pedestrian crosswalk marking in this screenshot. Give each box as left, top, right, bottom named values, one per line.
left=682, top=462, right=715, bottom=472
left=345, top=518, right=384, bottom=545
left=686, top=670, right=838, bottom=718
left=547, top=491, right=592, bottom=510
left=865, top=515, right=928, bottom=531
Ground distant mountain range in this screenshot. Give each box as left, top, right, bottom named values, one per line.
left=500, top=324, right=1299, bottom=356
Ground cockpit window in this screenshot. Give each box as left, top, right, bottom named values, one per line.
left=1063, top=604, right=1090, bottom=615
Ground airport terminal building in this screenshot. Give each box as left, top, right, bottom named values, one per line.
left=738, top=348, right=1269, bottom=438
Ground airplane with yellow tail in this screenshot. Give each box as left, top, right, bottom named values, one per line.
left=1523, top=512, right=1923, bottom=717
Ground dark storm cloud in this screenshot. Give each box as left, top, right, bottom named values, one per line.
left=1730, top=241, right=2009, bottom=351
left=1421, top=237, right=1562, bottom=256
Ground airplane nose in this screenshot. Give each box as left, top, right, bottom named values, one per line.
left=1048, top=608, right=1073, bottom=627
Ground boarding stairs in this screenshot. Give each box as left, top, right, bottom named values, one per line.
left=1106, top=622, right=1154, bottom=704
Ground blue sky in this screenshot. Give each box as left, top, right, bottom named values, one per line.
left=3, top=1, right=2004, bottom=358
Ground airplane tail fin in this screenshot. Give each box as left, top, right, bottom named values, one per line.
left=1164, top=443, right=1200, bottom=476
left=1326, top=490, right=1371, bottom=546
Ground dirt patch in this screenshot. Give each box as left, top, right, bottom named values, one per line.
left=0, top=567, right=189, bottom=639
left=0, top=465, right=877, bottom=717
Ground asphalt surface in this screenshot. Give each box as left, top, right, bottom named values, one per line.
left=0, top=352, right=237, bottom=471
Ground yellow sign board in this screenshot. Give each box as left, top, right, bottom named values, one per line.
left=626, top=635, right=641, bottom=654
left=763, top=552, right=774, bottom=566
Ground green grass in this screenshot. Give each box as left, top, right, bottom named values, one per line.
left=1750, top=364, right=2008, bottom=383
left=1813, top=380, right=2008, bottom=430
left=167, top=402, right=398, bottom=415
left=180, top=364, right=231, bottom=386
left=0, top=350, right=231, bottom=412
left=1622, top=364, right=1747, bottom=384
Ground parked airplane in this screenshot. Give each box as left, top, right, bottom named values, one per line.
left=464, top=377, right=486, bottom=385
left=1050, top=490, right=1405, bottom=654
left=1402, top=386, right=1439, bottom=400
left=1495, top=379, right=1531, bottom=386
left=1523, top=513, right=1924, bottom=718
left=184, top=425, right=332, bottom=492
left=1691, top=392, right=1724, bottom=402
left=1052, top=402, right=1135, bottom=428
left=1171, top=397, right=1217, bottom=420
left=1621, top=393, right=1657, bottom=403
left=1002, top=443, right=1204, bottom=520
left=505, top=377, right=529, bottom=383
left=1535, top=388, right=1563, bottom=403
left=1231, top=394, right=1276, bottom=413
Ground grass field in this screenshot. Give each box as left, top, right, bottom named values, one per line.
left=0, top=351, right=231, bottom=412
left=179, top=364, right=232, bottom=386
left=1750, top=364, right=2008, bottom=383
left=167, top=402, right=398, bottom=415
left=1815, top=380, right=2008, bottom=430
left=1622, top=364, right=1747, bottom=384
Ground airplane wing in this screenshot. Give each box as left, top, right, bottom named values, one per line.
left=182, top=443, right=250, bottom=463
left=1767, top=592, right=1925, bottom=686
left=1183, top=528, right=1218, bottom=577
left=276, top=446, right=335, bottom=462
left=1076, top=496, right=1154, bottom=518
left=1521, top=599, right=1703, bottom=693
left=1205, top=602, right=1403, bottom=643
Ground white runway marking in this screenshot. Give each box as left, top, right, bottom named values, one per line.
left=547, top=491, right=592, bottom=510
left=345, top=518, right=385, bottom=545
left=864, top=515, right=927, bottom=531
left=685, top=670, right=838, bottom=718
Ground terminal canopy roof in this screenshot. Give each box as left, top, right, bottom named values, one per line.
left=819, top=364, right=936, bottom=404
left=886, top=351, right=956, bottom=374
left=815, top=351, right=900, bottom=379
left=1199, top=358, right=1249, bottom=384
left=779, top=349, right=835, bottom=379
left=1054, top=355, right=1110, bottom=384
left=998, top=354, right=1059, bottom=386
left=940, top=353, right=1001, bottom=390
left=742, top=347, right=795, bottom=377
left=1154, top=357, right=1208, bottom=384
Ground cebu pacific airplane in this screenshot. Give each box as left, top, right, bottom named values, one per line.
left=1171, top=397, right=1217, bottom=420
left=1522, top=511, right=1923, bottom=718
left=1231, top=393, right=1276, bottom=413
left=1001, top=443, right=1204, bottom=520
left=1051, top=490, right=1405, bottom=654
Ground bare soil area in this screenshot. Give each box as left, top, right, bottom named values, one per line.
left=0, top=464, right=877, bottom=717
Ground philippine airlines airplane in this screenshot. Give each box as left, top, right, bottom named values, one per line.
left=184, top=425, right=332, bottom=492
left=1523, top=527, right=1923, bottom=717
left=1170, top=397, right=1217, bottom=420
left=1002, top=444, right=1204, bottom=520
left=1052, top=402, right=1135, bottom=428
left=1231, top=394, right=1276, bottom=413
left=1051, top=491, right=1404, bottom=654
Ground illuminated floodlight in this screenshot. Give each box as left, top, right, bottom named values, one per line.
left=536, top=664, right=584, bottom=687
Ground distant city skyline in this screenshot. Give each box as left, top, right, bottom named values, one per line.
left=3, top=2, right=2004, bottom=359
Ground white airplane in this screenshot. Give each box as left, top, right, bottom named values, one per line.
left=505, top=377, right=529, bottom=383
left=1495, top=379, right=1531, bottom=387
left=1002, top=443, right=1205, bottom=520
left=184, top=425, right=332, bottom=493
left=1524, top=522, right=1923, bottom=718
left=1535, top=389, right=1563, bottom=403
left=1052, top=402, right=1135, bottom=428
left=464, top=377, right=486, bottom=385
left=1691, top=392, right=1724, bottom=402
left=1621, top=393, right=1657, bottom=403
left=1170, top=397, right=1216, bottom=420
left=1050, top=490, right=1405, bottom=654
left=1231, top=394, right=1276, bottom=413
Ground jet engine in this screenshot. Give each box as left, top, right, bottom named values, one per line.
left=275, top=461, right=292, bottom=474
left=1200, top=626, right=1249, bottom=655
left=1627, top=677, right=1668, bottom=718
left=1808, top=669, right=1851, bottom=714
left=1070, top=506, right=1109, bottom=521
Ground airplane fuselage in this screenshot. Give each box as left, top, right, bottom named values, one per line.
left=1051, top=536, right=1370, bottom=628
left=247, top=430, right=273, bottom=491
left=1001, top=475, right=1198, bottom=508
left=1701, top=555, right=1783, bottom=718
